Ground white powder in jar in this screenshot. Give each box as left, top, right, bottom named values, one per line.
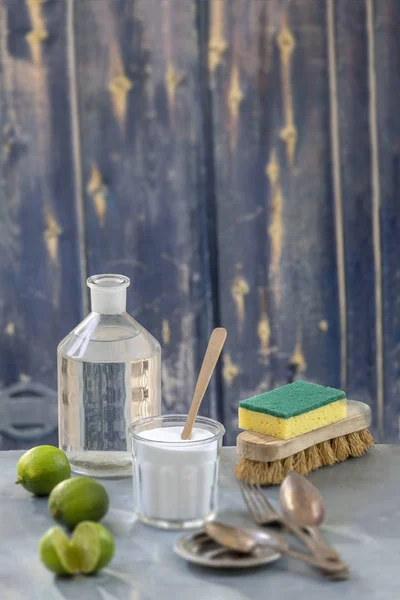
left=133, top=426, right=219, bottom=523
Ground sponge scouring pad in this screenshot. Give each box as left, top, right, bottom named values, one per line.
left=238, top=381, right=347, bottom=440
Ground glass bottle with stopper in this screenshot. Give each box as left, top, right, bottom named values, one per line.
left=57, top=274, right=161, bottom=477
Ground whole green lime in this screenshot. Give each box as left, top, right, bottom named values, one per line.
left=48, top=477, right=109, bottom=529
left=71, top=521, right=115, bottom=573
left=39, top=526, right=78, bottom=576
left=16, top=446, right=71, bottom=496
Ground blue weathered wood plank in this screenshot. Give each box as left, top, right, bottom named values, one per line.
left=333, top=0, right=379, bottom=436
left=374, top=0, right=400, bottom=442
left=0, top=0, right=82, bottom=395
left=72, top=0, right=217, bottom=418
left=206, top=0, right=341, bottom=444
left=283, top=0, right=341, bottom=390
left=205, top=0, right=284, bottom=444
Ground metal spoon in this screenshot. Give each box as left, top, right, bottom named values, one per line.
left=204, top=522, right=348, bottom=574
left=280, top=471, right=340, bottom=561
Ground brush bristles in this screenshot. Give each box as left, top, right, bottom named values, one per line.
left=347, top=431, right=373, bottom=457
left=234, top=428, right=375, bottom=486
left=282, top=455, right=294, bottom=472
left=331, top=435, right=350, bottom=462
left=293, top=450, right=308, bottom=475
left=305, top=444, right=321, bottom=471
left=359, top=428, right=374, bottom=447
left=317, top=440, right=337, bottom=465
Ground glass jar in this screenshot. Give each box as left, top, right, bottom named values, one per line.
left=129, top=415, right=225, bottom=529
left=58, top=274, right=161, bottom=478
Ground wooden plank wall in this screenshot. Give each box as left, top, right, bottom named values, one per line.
left=205, top=0, right=343, bottom=444
left=71, top=0, right=217, bottom=418
left=0, top=0, right=399, bottom=446
left=0, top=0, right=82, bottom=392
left=333, top=0, right=378, bottom=436
left=374, top=0, right=400, bottom=442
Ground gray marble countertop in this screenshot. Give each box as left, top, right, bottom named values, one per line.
left=1, top=446, right=399, bottom=599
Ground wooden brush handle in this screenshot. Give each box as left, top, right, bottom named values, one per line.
left=181, top=328, right=227, bottom=440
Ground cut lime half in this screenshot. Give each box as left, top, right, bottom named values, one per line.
left=72, top=521, right=115, bottom=574
left=39, top=526, right=78, bottom=576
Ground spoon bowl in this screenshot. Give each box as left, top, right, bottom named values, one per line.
left=280, top=471, right=325, bottom=527
left=280, top=471, right=341, bottom=561
left=204, top=522, right=289, bottom=555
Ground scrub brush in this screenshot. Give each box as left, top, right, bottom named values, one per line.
left=234, top=381, right=374, bottom=486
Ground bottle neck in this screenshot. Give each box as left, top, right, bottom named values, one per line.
left=90, top=288, right=127, bottom=315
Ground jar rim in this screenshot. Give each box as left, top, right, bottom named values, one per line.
left=128, top=414, right=225, bottom=446
left=87, top=274, right=130, bottom=290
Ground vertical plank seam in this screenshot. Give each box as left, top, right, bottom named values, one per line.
left=196, top=0, right=224, bottom=423
left=366, top=0, right=384, bottom=438
left=327, top=0, right=347, bottom=390
left=67, top=0, right=88, bottom=316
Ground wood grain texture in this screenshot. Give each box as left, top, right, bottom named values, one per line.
left=281, top=1, right=341, bottom=392
left=0, top=0, right=400, bottom=448
left=206, top=0, right=341, bottom=444
left=72, top=0, right=217, bottom=418
left=0, top=0, right=82, bottom=393
left=373, top=0, right=400, bottom=442
left=327, top=0, right=347, bottom=391
left=366, top=0, right=384, bottom=441
left=205, top=0, right=282, bottom=444
left=237, top=400, right=372, bottom=462
left=333, top=0, right=379, bottom=436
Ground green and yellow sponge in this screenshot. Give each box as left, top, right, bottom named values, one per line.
left=238, top=381, right=347, bottom=440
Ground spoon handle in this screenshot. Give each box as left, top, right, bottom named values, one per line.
left=283, top=522, right=339, bottom=561
left=304, top=526, right=341, bottom=561
left=282, top=547, right=348, bottom=574
left=181, top=328, right=227, bottom=440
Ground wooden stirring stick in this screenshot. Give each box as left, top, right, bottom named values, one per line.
left=181, top=327, right=227, bottom=440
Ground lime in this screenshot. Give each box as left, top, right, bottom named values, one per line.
left=16, top=446, right=71, bottom=496
left=39, top=526, right=78, bottom=576
left=48, top=477, right=109, bottom=529
left=39, top=522, right=114, bottom=577
left=72, top=521, right=115, bottom=573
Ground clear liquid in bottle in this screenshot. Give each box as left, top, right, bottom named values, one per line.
left=57, top=274, right=161, bottom=477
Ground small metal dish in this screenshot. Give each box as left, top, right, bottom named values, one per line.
left=174, top=529, right=281, bottom=569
